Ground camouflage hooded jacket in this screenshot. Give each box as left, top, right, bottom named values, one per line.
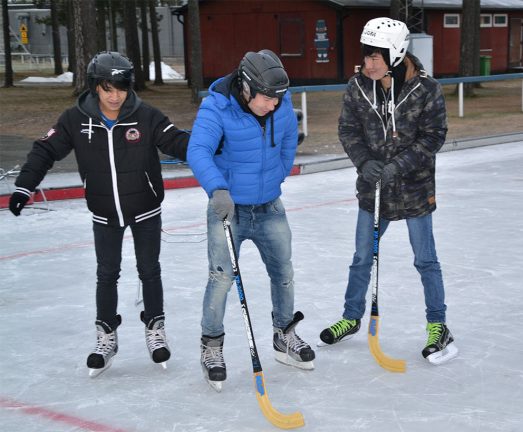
left=338, top=53, right=447, bottom=221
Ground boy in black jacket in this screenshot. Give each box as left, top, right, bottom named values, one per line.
left=9, top=51, right=189, bottom=377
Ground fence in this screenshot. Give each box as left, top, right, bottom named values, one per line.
left=289, top=73, right=523, bottom=136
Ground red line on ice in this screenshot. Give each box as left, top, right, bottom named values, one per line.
left=0, top=396, right=130, bottom=432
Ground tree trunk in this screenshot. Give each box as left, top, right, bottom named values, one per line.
left=139, top=0, right=150, bottom=81
left=188, top=0, right=203, bottom=103
left=50, top=0, right=63, bottom=75
left=66, top=0, right=76, bottom=73
left=108, top=0, right=118, bottom=51
left=458, top=0, right=481, bottom=96
left=1, top=0, right=14, bottom=87
left=123, top=0, right=145, bottom=91
left=148, top=0, right=163, bottom=85
left=390, top=0, right=403, bottom=21
left=96, top=0, right=108, bottom=52
left=72, top=0, right=97, bottom=96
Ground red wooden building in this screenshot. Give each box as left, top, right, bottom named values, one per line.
left=174, top=0, right=523, bottom=85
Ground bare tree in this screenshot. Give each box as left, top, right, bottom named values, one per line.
left=139, top=0, right=150, bottom=81
left=96, top=0, right=108, bottom=52
left=50, top=0, right=64, bottom=75
left=148, top=0, right=163, bottom=85
left=72, top=0, right=97, bottom=95
left=459, top=0, right=481, bottom=96
left=1, top=0, right=13, bottom=87
left=66, top=0, right=76, bottom=73
left=390, top=0, right=402, bottom=21
left=188, top=0, right=203, bottom=103
left=123, top=0, right=146, bottom=91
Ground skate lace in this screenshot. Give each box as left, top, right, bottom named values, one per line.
left=146, top=328, right=168, bottom=352
left=93, top=329, right=117, bottom=356
left=426, top=323, right=443, bottom=345
left=283, top=330, right=309, bottom=354
left=330, top=319, right=356, bottom=338
left=202, top=345, right=225, bottom=368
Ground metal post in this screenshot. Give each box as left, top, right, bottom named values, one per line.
left=459, top=82, right=464, bottom=118
left=301, top=91, right=308, bottom=136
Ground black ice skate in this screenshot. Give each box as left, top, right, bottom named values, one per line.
left=201, top=334, right=226, bottom=392
left=318, top=318, right=361, bottom=347
left=273, top=312, right=315, bottom=370
left=87, top=315, right=121, bottom=378
left=141, top=312, right=171, bottom=369
left=422, top=322, right=459, bottom=365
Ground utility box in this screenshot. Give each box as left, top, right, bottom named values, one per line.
left=409, top=33, right=433, bottom=77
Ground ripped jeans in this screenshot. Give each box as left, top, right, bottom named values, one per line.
left=201, top=197, right=295, bottom=337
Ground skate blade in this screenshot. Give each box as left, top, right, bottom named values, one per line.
left=88, top=358, right=113, bottom=378
left=274, top=351, right=315, bottom=370
left=426, top=343, right=459, bottom=365
left=206, top=379, right=223, bottom=392
left=316, top=334, right=354, bottom=347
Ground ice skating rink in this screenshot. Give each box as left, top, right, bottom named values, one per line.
left=1, top=142, right=522, bottom=432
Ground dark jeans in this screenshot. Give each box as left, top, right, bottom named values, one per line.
left=92, top=215, right=163, bottom=328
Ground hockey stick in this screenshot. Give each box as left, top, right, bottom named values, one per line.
left=367, top=180, right=407, bottom=373
left=223, top=221, right=305, bottom=430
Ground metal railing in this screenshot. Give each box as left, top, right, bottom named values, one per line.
left=199, top=73, right=523, bottom=137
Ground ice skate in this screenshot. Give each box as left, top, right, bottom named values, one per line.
left=201, top=334, right=226, bottom=392
left=273, top=312, right=315, bottom=370
left=422, top=322, right=458, bottom=365
left=318, top=318, right=361, bottom=347
left=86, top=315, right=121, bottom=377
left=141, top=312, right=170, bottom=369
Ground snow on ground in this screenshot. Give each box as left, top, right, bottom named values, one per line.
left=1, top=142, right=522, bottom=432
left=20, top=62, right=183, bottom=83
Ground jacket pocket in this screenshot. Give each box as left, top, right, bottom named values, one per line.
left=145, top=171, right=158, bottom=198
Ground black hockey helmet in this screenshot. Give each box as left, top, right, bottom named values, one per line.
left=87, top=51, right=134, bottom=95
left=239, top=49, right=289, bottom=99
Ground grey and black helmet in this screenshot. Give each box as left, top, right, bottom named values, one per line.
left=87, top=51, right=134, bottom=95
left=239, top=49, right=289, bottom=99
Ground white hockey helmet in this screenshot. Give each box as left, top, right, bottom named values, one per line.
left=360, top=18, right=410, bottom=67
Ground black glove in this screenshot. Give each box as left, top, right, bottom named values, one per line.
left=211, top=189, right=235, bottom=222
left=361, top=160, right=385, bottom=183
left=9, top=190, right=31, bottom=216
left=380, top=163, right=399, bottom=187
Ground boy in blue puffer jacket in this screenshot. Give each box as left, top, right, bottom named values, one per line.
left=188, top=49, right=315, bottom=391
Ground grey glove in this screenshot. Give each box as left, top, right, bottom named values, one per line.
left=211, top=189, right=235, bottom=222
left=380, top=163, right=399, bottom=187
left=361, top=160, right=385, bottom=183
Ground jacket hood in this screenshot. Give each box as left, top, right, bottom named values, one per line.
left=76, top=89, right=142, bottom=121
left=207, top=71, right=238, bottom=110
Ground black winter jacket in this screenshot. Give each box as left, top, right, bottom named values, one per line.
left=15, top=90, right=189, bottom=227
left=339, top=53, right=447, bottom=221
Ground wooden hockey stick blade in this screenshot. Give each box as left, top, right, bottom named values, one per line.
left=253, top=372, right=305, bottom=429
left=368, top=315, right=406, bottom=373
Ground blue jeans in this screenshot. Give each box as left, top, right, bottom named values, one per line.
left=201, top=198, right=295, bottom=337
left=93, top=215, right=164, bottom=328
left=344, top=209, right=447, bottom=323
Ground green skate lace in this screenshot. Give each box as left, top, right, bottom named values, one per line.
left=426, top=323, right=444, bottom=345
left=330, top=319, right=356, bottom=338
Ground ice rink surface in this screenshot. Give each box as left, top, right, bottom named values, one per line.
left=1, top=142, right=522, bottom=432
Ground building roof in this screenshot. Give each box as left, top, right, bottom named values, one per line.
left=326, top=0, right=523, bottom=9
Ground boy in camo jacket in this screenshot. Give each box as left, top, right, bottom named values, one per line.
left=319, top=18, right=458, bottom=365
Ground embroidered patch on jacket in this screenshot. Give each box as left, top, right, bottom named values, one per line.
left=428, top=195, right=436, bottom=205
left=41, top=128, right=56, bottom=140
left=125, top=128, right=141, bottom=143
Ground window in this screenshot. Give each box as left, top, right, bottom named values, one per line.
left=279, top=18, right=305, bottom=57
left=493, top=14, right=508, bottom=27
left=480, top=14, right=492, bottom=28
left=444, top=14, right=460, bottom=28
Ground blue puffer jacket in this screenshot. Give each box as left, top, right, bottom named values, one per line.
left=187, top=72, right=298, bottom=205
